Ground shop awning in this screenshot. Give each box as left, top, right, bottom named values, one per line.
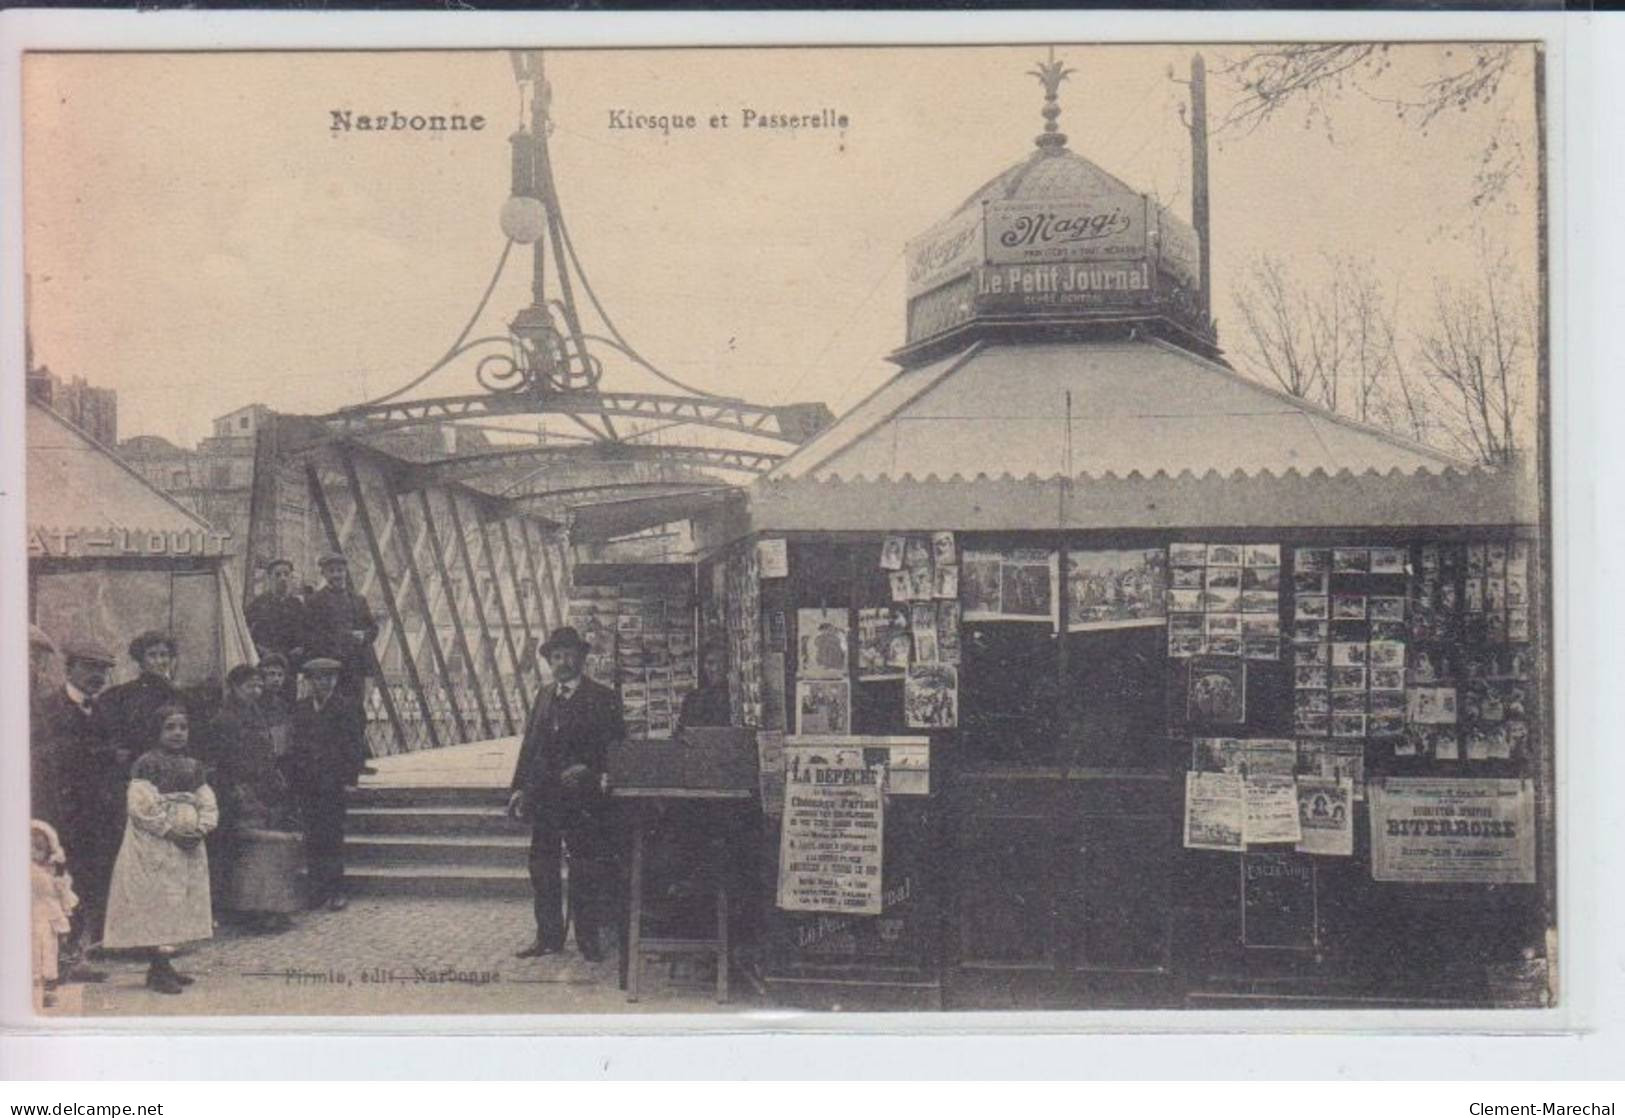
left=750, top=464, right=1535, bottom=533
left=27, top=401, right=221, bottom=558
left=765, top=338, right=1466, bottom=483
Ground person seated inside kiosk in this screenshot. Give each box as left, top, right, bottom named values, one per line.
left=676, top=642, right=731, bottom=734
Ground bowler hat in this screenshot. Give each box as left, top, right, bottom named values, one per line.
left=301, top=657, right=342, bottom=675
left=61, top=640, right=116, bottom=666
left=266, top=557, right=294, bottom=573
left=317, top=553, right=349, bottom=569
left=539, top=626, right=590, bottom=656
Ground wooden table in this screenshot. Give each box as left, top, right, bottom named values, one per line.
left=613, top=787, right=754, bottom=1004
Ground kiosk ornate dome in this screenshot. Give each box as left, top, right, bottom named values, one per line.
left=953, top=147, right=1147, bottom=219
left=896, top=51, right=1212, bottom=366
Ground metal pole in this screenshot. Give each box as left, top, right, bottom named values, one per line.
left=1191, top=53, right=1212, bottom=325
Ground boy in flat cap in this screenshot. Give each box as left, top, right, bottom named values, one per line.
left=304, top=554, right=379, bottom=780
left=289, top=658, right=357, bottom=910
left=245, top=559, right=309, bottom=701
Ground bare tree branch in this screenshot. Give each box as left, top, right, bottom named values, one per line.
left=1216, top=44, right=1527, bottom=208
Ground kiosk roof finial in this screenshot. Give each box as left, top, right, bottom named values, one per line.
left=1028, top=46, right=1075, bottom=154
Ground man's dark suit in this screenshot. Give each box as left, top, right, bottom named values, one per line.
left=245, top=590, right=309, bottom=700
left=510, top=676, right=625, bottom=953
left=289, top=694, right=361, bottom=903
left=32, top=688, right=119, bottom=945
left=303, top=584, right=379, bottom=771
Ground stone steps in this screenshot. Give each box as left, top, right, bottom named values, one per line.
left=341, top=862, right=533, bottom=898
left=344, top=782, right=528, bottom=898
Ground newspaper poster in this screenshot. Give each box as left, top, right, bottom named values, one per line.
left=856, top=606, right=911, bottom=680
left=756, top=536, right=789, bottom=579
left=937, top=601, right=962, bottom=665
left=796, top=678, right=851, bottom=734
left=1243, top=775, right=1303, bottom=845
left=1183, top=771, right=1245, bottom=852
left=904, top=663, right=958, bottom=728
left=1295, top=777, right=1354, bottom=856
left=960, top=548, right=1058, bottom=624
left=1187, top=658, right=1247, bottom=724
left=1296, top=738, right=1367, bottom=800
left=880, top=742, right=931, bottom=796
left=1192, top=737, right=1295, bottom=777
left=777, top=745, right=884, bottom=915
left=757, top=730, right=787, bottom=815
left=796, top=608, right=850, bottom=679
left=879, top=535, right=906, bottom=571
left=1369, top=778, right=1536, bottom=884
left=1065, top=548, right=1169, bottom=631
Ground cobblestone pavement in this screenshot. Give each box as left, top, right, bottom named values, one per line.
left=51, top=896, right=755, bottom=1019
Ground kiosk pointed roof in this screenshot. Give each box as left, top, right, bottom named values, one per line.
left=765, top=338, right=1467, bottom=484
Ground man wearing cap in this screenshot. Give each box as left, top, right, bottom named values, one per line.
left=508, top=626, right=625, bottom=961
left=32, top=639, right=117, bottom=967
left=288, top=657, right=357, bottom=911
left=245, top=559, right=309, bottom=700
left=304, top=554, right=379, bottom=780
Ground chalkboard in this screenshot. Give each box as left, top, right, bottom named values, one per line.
left=1240, top=852, right=1318, bottom=950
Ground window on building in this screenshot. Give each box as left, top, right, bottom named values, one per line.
left=171, top=470, right=187, bottom=487
left=210, top=464, right=232, bottom=488
left=239, top=415, right=250, bottom=430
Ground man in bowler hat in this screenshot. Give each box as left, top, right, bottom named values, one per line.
left=508, top=626, right=624, bottom=961
left=31, top=638, right=116, bottom=970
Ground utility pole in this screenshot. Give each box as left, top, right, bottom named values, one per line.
left=1190, top=53, right=1212, bottom=326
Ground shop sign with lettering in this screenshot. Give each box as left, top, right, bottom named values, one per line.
left=1369, top=778, right=1535, bottom=884
left=985, top=197, right=1147, bottom=266
left=29, top=524, right=233, bottom=559
left=974, top=260, right=1153, bottom=310
left=905, top=273, right=977, bottom=344
left=904, top=206, right=985, bottom=298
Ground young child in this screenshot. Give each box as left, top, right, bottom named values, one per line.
left=30, top=820, right=77, bottom=1009
left=100, top=703, right=219, bottom=995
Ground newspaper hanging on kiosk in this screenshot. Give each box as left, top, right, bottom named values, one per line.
left=776, top=744, right=885, bottom=915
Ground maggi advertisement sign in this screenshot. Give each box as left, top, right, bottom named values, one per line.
left=904, top=207, right=984, bottom=298
left=985, top=196, right=1147, bottom=265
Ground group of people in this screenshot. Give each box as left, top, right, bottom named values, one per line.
left=29, top=547, right=743, bottom=1001
left=27, top=552, right=381, bottom=1003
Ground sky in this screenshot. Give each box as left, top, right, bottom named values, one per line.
left=21, top=44, right=1539, bottom=449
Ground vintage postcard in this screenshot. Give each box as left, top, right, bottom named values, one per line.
left=10, top=32, right=1556, bottom=1025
